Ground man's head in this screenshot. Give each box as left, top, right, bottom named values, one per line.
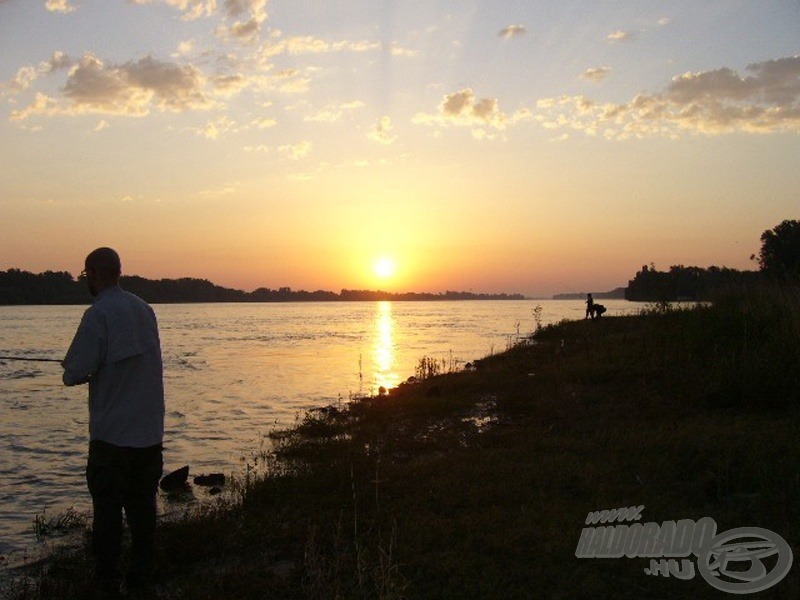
left=84, top=247, right=121, bottom=296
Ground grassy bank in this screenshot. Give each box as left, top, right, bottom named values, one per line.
left=6, top=285, right=800, bottom=598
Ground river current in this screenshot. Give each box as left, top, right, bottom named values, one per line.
left=0, top=299, right=634, bottom=556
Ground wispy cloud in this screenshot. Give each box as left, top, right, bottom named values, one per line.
left=279, top=140, right=312, bottom=160
left=212, top=73, right=249, bottom=97
left=175, top=40, right=195, bottom=56
left=128, top=1, right=217, bottom=22
left=45, top=0, right=77, bottom=14
left=3, top=51, right=73, bottom=93
left=498, top=25, right=526, bottom=40
left=304, top=100, right=365, bottom=123
left=390, top=44, right=418, bottom=58
left=195, top=115, right=237, bottom=140
left=367, top=116, right=397, bottom=144
left=199, top=180, right=243, bottom=197
left=270, top=68, right=311, bottom=94
left=250, top=116, right=276, bottom=129
left=580, top=67, right=612, bottom=82
left=607, top=30, right=635, bottom=43
left=259, top=34, right=380, bottom=59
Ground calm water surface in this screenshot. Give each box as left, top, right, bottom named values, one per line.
left=0, top=299, right=634, bottom=555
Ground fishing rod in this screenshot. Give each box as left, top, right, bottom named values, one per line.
left=0, top=356, right=62, bottom=363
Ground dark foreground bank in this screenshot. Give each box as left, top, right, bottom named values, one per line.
left=4, top=285, right=799, bottom=599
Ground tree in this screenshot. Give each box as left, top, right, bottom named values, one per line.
left=753, top=219, right=800, bottom=280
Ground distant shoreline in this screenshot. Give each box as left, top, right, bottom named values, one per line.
left=0, top=269, right=527, bottom=305
left=550, top=286, right=627, bottom=300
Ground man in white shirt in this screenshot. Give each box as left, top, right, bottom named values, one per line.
left=62, top=247, right=165, bottom=597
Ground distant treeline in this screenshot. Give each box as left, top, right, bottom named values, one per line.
left=625, top=265, right=762, bottom=301
left=552, top=287, right=627, bottom=301
left=0, top=269, right=525, bottom=305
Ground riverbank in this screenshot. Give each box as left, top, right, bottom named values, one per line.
left=5, top=285, right=799, bottom=598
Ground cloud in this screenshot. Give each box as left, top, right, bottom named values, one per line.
left=668, top=58, right=800, bottom=105
left=367, top=116, right=397, bottom=144
left=607, top=30, right=635, bottom=43
left=340, top=100, right=365, bottom=110
left=67, top=54, right=211, bottom=112
left=45, top=0, right=77, bottom=13
left=304, top=100, right=364, bottom=123
left=10, top=93, right=61, bottom=121
left=7, top=66, right=38, bottom=92
left=498, top=25, right=526, bottom=40
left=279, top=140, right=312, bottom=160
left=216, top=0, right=269, bottom=42
left=390, top=45, right=418, bottom=58
left=176, top=40, right=195, bottom=56
left=513, top=107, right=532, bottom=122
left=199, top=181, right=242, bottom=197
left=259, top=35, right=380, bottom=59
left=196, top=115, right=236, bottom=139
left=304, top=109, right=341, bottom=123
left=534, top=55, right=800, bottom=137
left=3, top=52, right=73, bottom=93
left=223, top=0, right=263, bottom=19
left=12, top=53, right=213, bottom=120
left=41, top=51, right=73, bottom=73
left=250, top=116, right=276, bottom=129
left=128, top=1, right=216, bottom=21
left=580, top=67, right=612, bottom=82
left=271, top=68, right=311, bottom=94
left=413, top=88, right=508, bottom=131
left=213, top=73, right=249, bottom=97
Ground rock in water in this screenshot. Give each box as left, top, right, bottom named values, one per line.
left=193, top=473, right=226, bottom=487
left=160, top=465, right=189, bottom=491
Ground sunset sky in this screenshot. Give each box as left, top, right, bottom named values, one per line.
left=1, top=1, right=798, bottom=296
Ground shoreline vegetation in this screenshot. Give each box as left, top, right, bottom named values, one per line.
left=3, top=282, right=798, bottom=598
left=0, top=262, right=765, bottom=305
left=0, top=270, right=524, bottom=305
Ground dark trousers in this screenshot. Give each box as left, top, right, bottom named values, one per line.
left=86, top=440, right=163, bottom=584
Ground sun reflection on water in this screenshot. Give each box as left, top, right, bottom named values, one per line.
left=372, top=301, right=401, bottom=392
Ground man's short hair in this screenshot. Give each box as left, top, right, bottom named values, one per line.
left=86, top=247, right=122, bottom=279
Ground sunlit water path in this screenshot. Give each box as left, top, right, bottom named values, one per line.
left=0, top=299, right=634, bottom=556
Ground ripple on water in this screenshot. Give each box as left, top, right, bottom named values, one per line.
left=1, top=299, right=598, bottom=556
left=1, top=369, right=42, bottom=380
left=8, top=442, right=80, bottom=457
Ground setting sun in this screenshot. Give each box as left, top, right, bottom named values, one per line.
left=373, top=257, right=396, bottom=280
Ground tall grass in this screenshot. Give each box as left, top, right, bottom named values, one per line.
left=693, top=282, right=800, bottom=409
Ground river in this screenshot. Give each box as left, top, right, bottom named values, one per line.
left=0, top=298, right=635, bottom=556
